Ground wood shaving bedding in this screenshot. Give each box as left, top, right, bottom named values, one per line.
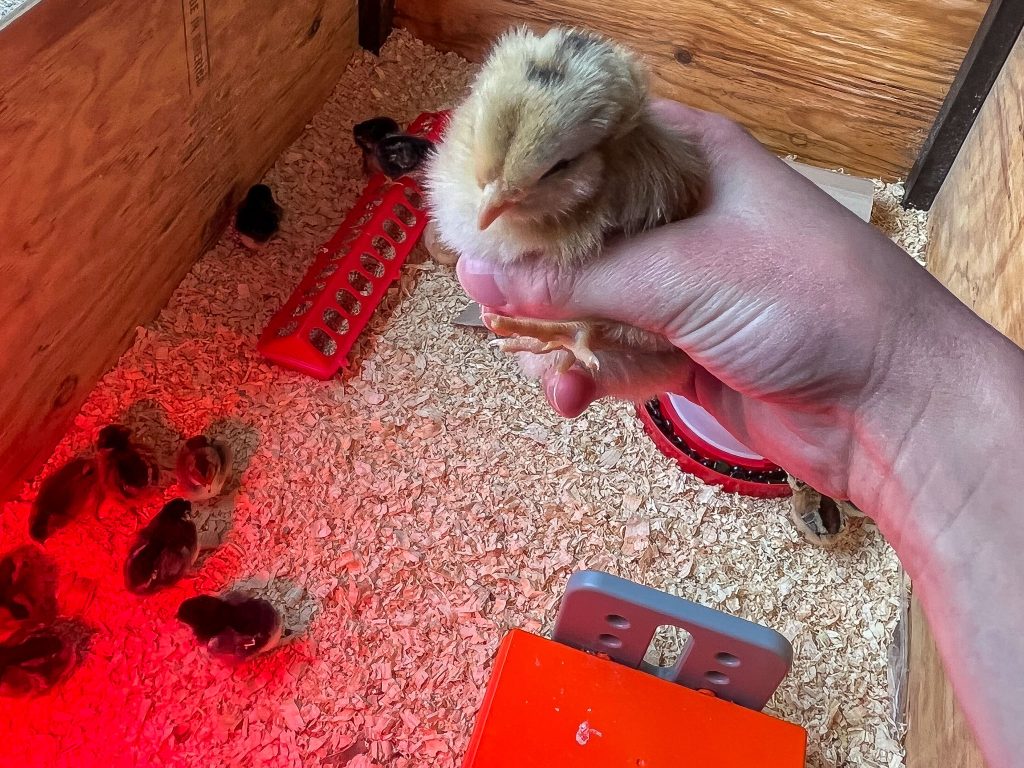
left=0, top=30, right=927, bottom=768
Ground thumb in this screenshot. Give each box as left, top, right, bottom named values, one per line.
left=455, top=217, right=729, bottom=339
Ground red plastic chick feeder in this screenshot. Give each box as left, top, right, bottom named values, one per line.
left=637, top=394, right=791, bottom=498
left=258, top=111, right=450, bottom=379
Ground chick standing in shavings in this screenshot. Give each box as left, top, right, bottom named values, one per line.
left=176, top=591, right=286, bottom=663
left=96, top=424, right=159, bottom=504
left=29, top=455, right=102, bottom=542
left=124, top=498, right=200, bottom=595
left=0, top=628, right=76, bottom=697
left=235, top=183, right=283, bottom=248
left=175, top=435, right=233, bottom=501
left=0, top=546, right=58, bottom=643
left=353, top=115, right=400, bottom=175
left=353, top=115, right=436, bottom=180
left=373, top=134, right=435, bottom=180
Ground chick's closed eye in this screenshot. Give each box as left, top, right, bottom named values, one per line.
left=541, top=157, right=574, bottom=179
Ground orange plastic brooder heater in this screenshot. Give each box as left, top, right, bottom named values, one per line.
left=463, top=571, right=807, bottom=767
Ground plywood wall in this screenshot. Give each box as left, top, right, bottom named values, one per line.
left=908, top=27, right=1024, bottom=768
left=395, top=0, right=988, bottom=180
left=0, top=0, right=357, bottom=496
left=928, top=31, right=1024, bottom=346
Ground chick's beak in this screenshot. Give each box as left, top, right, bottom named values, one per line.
left=478, top=182, right=516, bottom=231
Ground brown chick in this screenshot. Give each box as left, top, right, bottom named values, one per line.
left=0, top=546, right=58, bottom=644
left=96, top=424, right=159, bottom=504
left=175, top=435, right=233, bottom=501
left=424, top=26, right=707, bottom=400
left=29, top=456, right=102, bottom=542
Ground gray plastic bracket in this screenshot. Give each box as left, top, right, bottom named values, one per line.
left=552, top=570, right=793, bottom=711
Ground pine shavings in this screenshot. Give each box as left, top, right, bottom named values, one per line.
left=0, top=28, right=919, bottom=768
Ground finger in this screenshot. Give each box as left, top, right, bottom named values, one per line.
left=543, top=368, right=599, bottom=419
left=457, top=214, right=743, bottom=336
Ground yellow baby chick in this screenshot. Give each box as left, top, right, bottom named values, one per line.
left=425, top=25, right=707, bottom=400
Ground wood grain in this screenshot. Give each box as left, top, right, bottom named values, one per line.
left=929, top=30, right=1024, bottom=346
left=0, top=0, right=357, bottom=496
left=903, top=0, right=1024, bottom=209
left=909, top=28, right=1024, bottom=768
left=906, top=597, right=988, bottom=768
left=394, top=0, right=987, bottom=180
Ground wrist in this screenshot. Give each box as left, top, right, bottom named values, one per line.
left=848, top=298, right=1024, bottom=566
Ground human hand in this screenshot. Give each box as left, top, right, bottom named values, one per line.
left=458, top=99, right=967, bottom=503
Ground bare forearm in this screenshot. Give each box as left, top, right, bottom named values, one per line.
left=853, top=295, right=1024, bottom=768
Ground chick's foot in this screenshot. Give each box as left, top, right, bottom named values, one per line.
left=483, top=314, right=600, bottom=374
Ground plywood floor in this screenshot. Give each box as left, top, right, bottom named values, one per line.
left=0, top=31, right=917, bottom=768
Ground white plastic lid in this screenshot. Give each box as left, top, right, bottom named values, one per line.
left=666, top=393, right=764, bottom=462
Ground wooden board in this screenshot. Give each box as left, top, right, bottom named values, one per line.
left=928, top=31, right=1024, bottom=345
left=903, top=0, right=1024, bottom=209
left=906, top=598, right=987, bottom=768
left=911, top=28, right=1024, bottom=768
left=0, top=0, right=358, bottom=497
left=394, top=0, right=987, bottom=180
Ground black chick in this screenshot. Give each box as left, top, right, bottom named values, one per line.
left=373, top=135, right=435, bottom=180
left=124, top=498, right=199, bottom=595
left=235, top=184, right=283, bottom=247
left=96, top=424, right=158, bottom=503
left=0, top=547, right=58, bottom=643
left=177, top=591, right=284, bottom=662
left=0, top=629, right=75, bottom=697
left=29, top=456, right=102, bottom=542
left=353, top=116, right=400, bottom=175
left=175, top=435, right=233, bottom=501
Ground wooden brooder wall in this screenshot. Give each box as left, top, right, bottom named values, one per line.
left=0, top=0, right=358, bottom=497
left=393, top=0, right=988, bottom=181
left=908, top=27, right=1024, bottom=768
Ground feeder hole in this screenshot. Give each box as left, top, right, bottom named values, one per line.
left=304, top=281, right=327, bottom=299
left=606, top=614, right=630, bottom=630
left=598, top=633, right=623, bottom=649
left=393, top=203, right=416, bottom=226
left=322, top=309, right=350, bottom=334
left=372, top=236, right=397, bottom=261
left=308, top=328, right=337, bottom=356
left=715, top=652, right=741, bottom=667
left=348, top=271, right=374, bottom=297
left=318, top=265, right=338, bottom=278
left=335, top=290, right=362, bottom=315
left=360, top=253, right=385, bottom=277
left=382, top=219, right=406, bottom=243
left=705, top=671, right=730, bottom=685
left=403, top=188, right=423, bottom=208
left=292, top=301, right=313, bottom=317
left=276, top=320, right=299, bottom=337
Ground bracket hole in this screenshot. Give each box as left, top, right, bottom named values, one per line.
left=643, top=624, right=691, bottom=668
